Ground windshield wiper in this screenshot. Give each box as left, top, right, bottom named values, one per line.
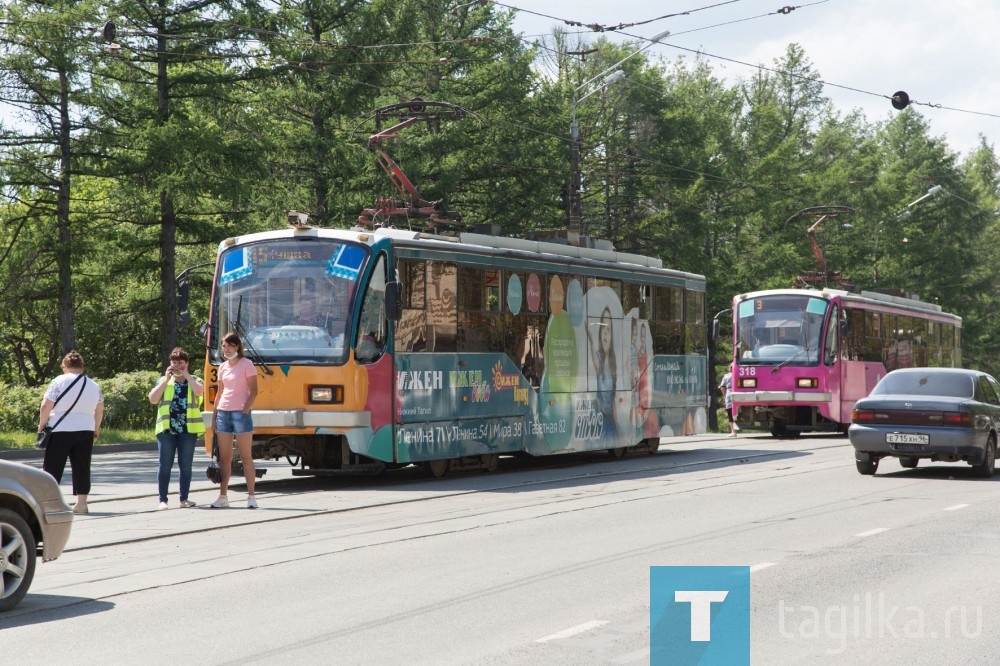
left=772, top=346, right=814, bottom=373
left=232, top=295, right=273, bottom=375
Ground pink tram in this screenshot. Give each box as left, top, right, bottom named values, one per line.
left=728, top=287, right=962, bottom=437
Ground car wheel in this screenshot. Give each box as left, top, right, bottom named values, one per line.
left=972, top=436, right=996, bottom=478
left=899, top=457, right=919, bottom=469
left=856, top=453, right=879, bottom=475
left=0, top=508, right=37, bottom=612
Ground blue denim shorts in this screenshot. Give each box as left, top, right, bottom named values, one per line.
left=216, top=410, right=253, bottom=434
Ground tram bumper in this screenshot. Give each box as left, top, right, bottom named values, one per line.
left=732, top=391, right=831, bottom=403
left=201, top=410, right=371, bottom=429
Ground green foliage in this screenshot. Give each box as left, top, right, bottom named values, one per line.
left=0, top=371, right=161, bottom=432
left=1, top=3, right=1000, bottom=384
left=101, top=371, right=164, bottom=430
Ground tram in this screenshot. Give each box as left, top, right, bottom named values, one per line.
left=199, top=218, right=709, bottom=475
left=729, top=287, right=961, bottom=437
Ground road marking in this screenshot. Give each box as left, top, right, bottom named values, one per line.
left=750, top=562, right=777, bottom=572
left=536, top=620, right=610, bottom=643
left=855, top=527, right=889, bottom=537
left=944, top=504, right=970, bottom=511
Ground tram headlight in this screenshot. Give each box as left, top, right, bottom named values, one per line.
left=738, top=377, right=756, bottom=389
left=796, top=377, right=818, bottom=389
left=310, top=385, right=344, bottom=404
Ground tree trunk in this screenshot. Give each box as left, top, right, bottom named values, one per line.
left=157, top=23, right=176, bottom=364
left=56, top=68, right=75, bottom=354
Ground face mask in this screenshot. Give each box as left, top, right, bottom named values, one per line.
left=224, top=351, right=238, bottom=360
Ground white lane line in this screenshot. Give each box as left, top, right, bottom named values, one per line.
left=536, top=620, right=610, bottom=643
left=855, top=527, right=889, bottom=537
left=750, top=562, right=777, bottom=572
left=944, top=504, right=970, bottom=511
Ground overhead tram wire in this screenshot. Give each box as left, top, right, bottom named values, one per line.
left=492, top=0, right=752, bottom=34
left=510, top=0, right=1000, bottom=120
left=9, top=5, right=1000, bottom=132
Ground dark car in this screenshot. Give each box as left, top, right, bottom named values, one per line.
left=849, top=368, right=1000, bottom=477
left=0, top=459, right=74, bottom=611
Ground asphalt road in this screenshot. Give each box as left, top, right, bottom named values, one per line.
left=2, top=434, right=999, bottom=664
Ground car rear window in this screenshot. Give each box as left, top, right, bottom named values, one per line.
left=872, top=372, right=974, bottom=398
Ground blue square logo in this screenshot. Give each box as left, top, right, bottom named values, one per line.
left=650, top=566, right=750, bottom=665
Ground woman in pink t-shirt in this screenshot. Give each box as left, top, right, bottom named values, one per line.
left=211, top=331, right=259, bottom=509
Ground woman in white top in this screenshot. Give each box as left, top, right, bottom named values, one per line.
left=37, top=351, right=104, bottom=514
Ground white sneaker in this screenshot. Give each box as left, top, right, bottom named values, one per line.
left=246, top=495, right=258, bottom=509
left=733, top=423, right=742, bottom=432
left=179, top=499, right=197, bottom=508
left=210, top=495, right=229, bottom=509
left=157, top=501, right=168, bottom=510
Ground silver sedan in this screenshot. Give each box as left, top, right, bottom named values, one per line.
left=848, top=367, right=1000, bottom=477
left=0, top=458, right=74, bottom=611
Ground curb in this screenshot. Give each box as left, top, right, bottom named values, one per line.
left=0, top=441, right=157, bottom=461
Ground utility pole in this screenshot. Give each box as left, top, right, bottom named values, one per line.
left=565, top=29, right=669, bottom=240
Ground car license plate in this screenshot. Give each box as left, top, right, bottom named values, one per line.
left=886, top=433, right=929, bottom=445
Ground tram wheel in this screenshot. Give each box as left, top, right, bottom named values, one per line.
left=481, top=454, right=499, bottom=473
left=426, top=459, right=450, bottom=478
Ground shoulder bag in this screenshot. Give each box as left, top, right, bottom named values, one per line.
left=36, top=374, right=87, bottom=450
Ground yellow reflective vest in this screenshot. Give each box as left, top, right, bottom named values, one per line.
left=155, top=379, right=206, bottom=435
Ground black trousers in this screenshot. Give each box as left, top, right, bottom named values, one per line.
left=43, top=430, right=94, bottom=496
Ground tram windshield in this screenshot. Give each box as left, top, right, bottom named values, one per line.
left=735, top=294, right=829, bottom=366
left=209, top=239, right=367, bottom=364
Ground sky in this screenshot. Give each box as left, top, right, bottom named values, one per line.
left=509, top=0, right=1000, bottom=158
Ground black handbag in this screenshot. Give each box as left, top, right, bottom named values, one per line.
left=36, top=374, right=87, bottom=449
left=34, top=426, right=53, bottom=450
left=206, top=432, right=222, bottom=484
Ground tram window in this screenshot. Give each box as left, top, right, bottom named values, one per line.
left=426, top=261, right=457, bottom=352
left=622, top=283, right=651, bottom=320
left=654, top=286, right=683, bottom=322
left=685, top=323, right=706, bottom=354
left=400, top=260, right=426, bottom=309
left=459, top=312, right=503, bottom=353
left=486, top=269, right=501, bottom=312
left=824, top=305, right=838, bottom=365
left=355, top=253, right=389, bottom=363
left=942, top=324, right=955, bottom=366
left=395, top=260, right=427, bottom=353
left=864, top=312, right=882, bottom=363
left=844, top=308, right=865, bottom=361
left=685, top=290, right=705, bottom=324
left=586, top=276, right=620, bottom=296
left=506, top=314, right=545, bottom=389
left=458, top=266, right=502, bottom=313
left=459, top=266, right=485, bottom=311
left=650, top=321, right=684, bottom=355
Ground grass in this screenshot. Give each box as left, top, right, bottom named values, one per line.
left=0, top=428, right=154, bottom=451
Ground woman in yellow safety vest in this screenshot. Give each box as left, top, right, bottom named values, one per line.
left=148, top=347, right=205, bottom=510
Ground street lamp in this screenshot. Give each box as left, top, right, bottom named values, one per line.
left=873, top=185, right=945, bottom=287
left=567, top=28, right=670, bottom=237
